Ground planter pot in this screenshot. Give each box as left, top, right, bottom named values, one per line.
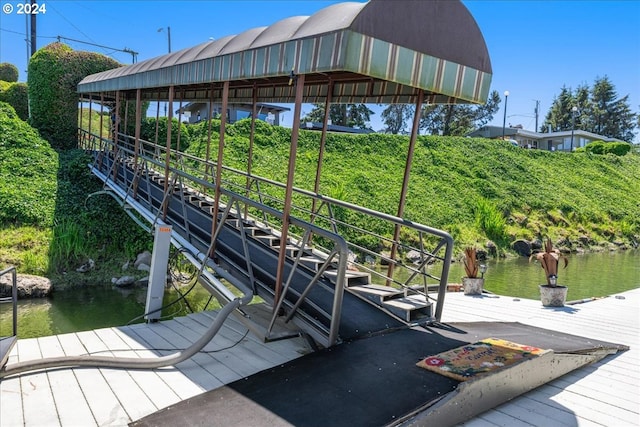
left=539, top=285, right=568, bottom=307
left=462, top=277, right=484, bottom=295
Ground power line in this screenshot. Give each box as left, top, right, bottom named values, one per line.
left=55, top=35, right=138, bottom=63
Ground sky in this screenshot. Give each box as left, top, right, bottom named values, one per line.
left=1, top=0, right=639, bottom=139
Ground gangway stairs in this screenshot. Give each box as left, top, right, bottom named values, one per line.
left=82, top=132, right=453, bottom=348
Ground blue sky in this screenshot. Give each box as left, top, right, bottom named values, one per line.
left=1, top=1, right=639, bottom=138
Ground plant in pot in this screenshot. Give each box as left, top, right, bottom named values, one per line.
left=530, top=238, right=569, bottom=307
left=462, top=247, right=486, bottom=295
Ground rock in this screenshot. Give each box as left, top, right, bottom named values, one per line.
left=76, top=258, right=95, bottom=273
left=114, top=276, right=136, bottom=287
left=485, top=241, right=497, bottom=257
left=577, top=235, right=591, bottom=246
left=405, top=250, right=421, bottom=263
left=511, top=239, right=532, bottom=257
left=379, top=251, right=391, bottom=265
left=136, top=276, right=149, bottom=286
left=0, top=274, right=52, bottom=298
left=137, top=263, right=151, bottom=272
left=134, top=251, right=152, bottom=269
left=122, top=261, right=130, bottom=271
left=530, top=239, right=543, bottom=250
left=476, top=250, right=488, bottom=262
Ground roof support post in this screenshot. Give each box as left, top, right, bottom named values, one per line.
left=133, top=88, right=142, bottom=197
left=244, top=82, right=258, bottom=219
left=311, top=78, right=333, bottom=220
left=210, top=81, right=229, bottom=258
left=164, top=86, right=174, bottom=195
left=274, top=73, right=305, bottom=308
left=154, top=97, right=160, bottom=145
left=78, top=97, right=83, bottom=146
left=113, top=91, right=120, bottom=181
left=176, top=89, right=183, bottom=152
left=87, top=94, right=93, bottom=142
left=204, top=84, right=215, bottom=181
left=99, top=93, right=104, bottom=142
left=386, top=91, right=424, bottom=285
left=124, top=98, right=129, bottom=143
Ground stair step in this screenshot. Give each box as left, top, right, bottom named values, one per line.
left=382, top=295, right=433, bottom=323
left=348, top=284, right=404, bottom=304
left=323, top=270, right=371, bottom=287
left=299, top=256, right=326, bottom=271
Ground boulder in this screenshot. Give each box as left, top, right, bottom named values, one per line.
left=511, top=239, right=532, bottom=257
left=76, top=258, right=95, bottom=273
left=0, top=274, right=52, bottom=298
left=134, top=251, right=152, bottom=269
left=485, top=241, right=497, bottom=257
left=112, top=276, right=137, bottom=287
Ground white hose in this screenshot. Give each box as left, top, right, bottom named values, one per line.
left=0, top=295, right=247, bottom=379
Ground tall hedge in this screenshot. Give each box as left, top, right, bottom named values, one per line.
left=0, top=102, right=58, bottom=226
left=0, top=63, right=19, bottom=82
left=28, top=42, right=122, bottom=149
left=0, top=81, right=29, bottom=121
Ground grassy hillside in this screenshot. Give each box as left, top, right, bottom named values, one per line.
left=187, top=119, right=639, bottom=253
left=0, top=102, right=152, bottom=283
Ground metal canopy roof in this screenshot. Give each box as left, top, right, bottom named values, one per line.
left=78, top=0, right=492, bottom=105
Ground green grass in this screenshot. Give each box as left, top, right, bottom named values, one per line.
left=186, top=119, right=640, bottom=253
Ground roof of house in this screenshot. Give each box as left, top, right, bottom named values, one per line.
left=77, top=0, right=492, bottom=105
left=468, top=125, right=624, bottom=142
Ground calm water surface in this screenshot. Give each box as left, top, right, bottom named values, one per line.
left=1, top=250, right=638, bottom=339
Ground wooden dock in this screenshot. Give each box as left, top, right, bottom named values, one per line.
left=1, top=289, right=638, bottom=426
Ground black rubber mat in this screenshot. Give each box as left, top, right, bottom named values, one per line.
left=131, top=322, right=626, bottom=427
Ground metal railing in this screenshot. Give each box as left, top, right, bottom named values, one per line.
left=78, top=128, right=453, bottom=325
left=0, top=266, right=18, bottom=337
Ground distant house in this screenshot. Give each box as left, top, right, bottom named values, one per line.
left=302, top=121, right=374, bottom=134
left=176, top=102, right=290, bottom=126
left=467, top=125, right=624, bottom=152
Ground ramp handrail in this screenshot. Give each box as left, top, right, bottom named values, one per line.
left=79, top=128, right=453, bottom=323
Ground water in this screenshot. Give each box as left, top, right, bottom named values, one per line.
left=447, top=249, right=640, bottom=301
left=1, top=251, right=638, bottom=339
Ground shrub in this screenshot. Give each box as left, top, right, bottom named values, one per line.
left=28, top=42, right=121, bottom=149
left=0, top=63, right=19, bottom=82
left=473, top=197, right=507, bottom=244
left=0, top=81, right=29, bottom=121
left=586, top=140, right=631, bottom=156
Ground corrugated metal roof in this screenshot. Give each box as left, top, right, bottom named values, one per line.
left=78, top=0, right=492, bottom=105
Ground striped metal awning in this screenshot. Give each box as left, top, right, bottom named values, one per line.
left=77, top=0, right=492, bottom=105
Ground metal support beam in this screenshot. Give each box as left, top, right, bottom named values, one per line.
left=274, top=73, right=305, bottom=307
left=211, top=81, right=229, bottom=257
left=245, top=82, right=258, bottom=219
left=387, top=90, right=424, bottom=284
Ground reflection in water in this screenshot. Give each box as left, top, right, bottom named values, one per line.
left=1, top=251, right=638, bottom=339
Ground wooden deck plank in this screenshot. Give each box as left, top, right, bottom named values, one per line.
left=0, top=371, right=24, bottom=426
left=38, top=335, right=96, bottom=427
left=93, top=327, right=183, bottom=411
left=15, top=339, right=60, bottom=427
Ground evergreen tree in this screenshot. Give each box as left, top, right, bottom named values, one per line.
left=302, top=103, right=374, bottom=129
left=540, top=86, right=574, bottom=133
left=419, top=90, right=500, bottom=136
left=380, top=104, right=413, bottom=134
left=542, top=76, right=637, bottom=142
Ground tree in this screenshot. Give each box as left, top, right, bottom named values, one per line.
left=541, top=77, right=637, bottom=142
left=380, top=104, right=413, bottom=134
left=302, top=103, right=374, bottom=129
left=419, top=90, right=501, bottom=136
left=0, top=63, right=19, bottom=82
left=540, top=86, right=574, bottom=133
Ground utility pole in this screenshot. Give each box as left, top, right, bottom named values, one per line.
left=534, top=100, right=540, bottom=132
left=30, top=0, right=37, bottom=55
